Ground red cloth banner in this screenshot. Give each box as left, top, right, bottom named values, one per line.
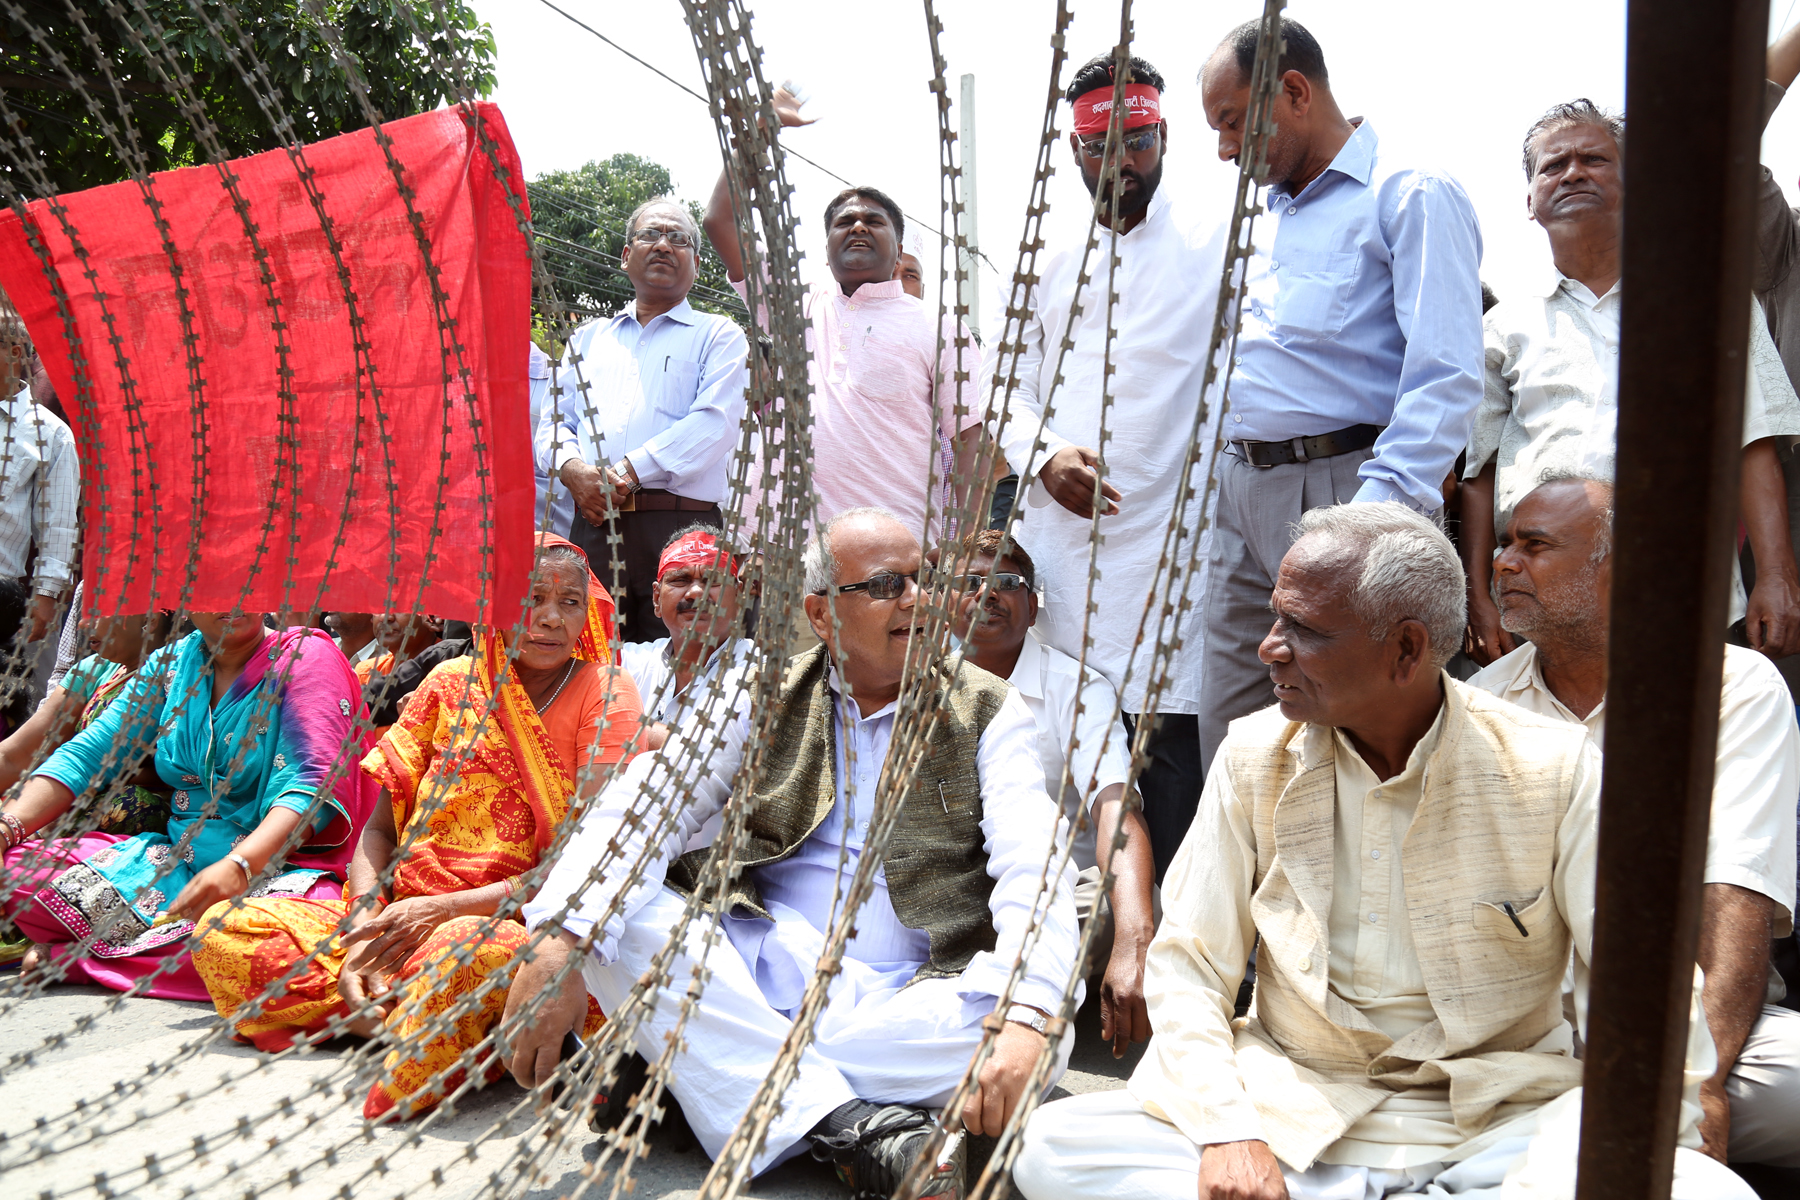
left=0, top=103, right=534, bottom=627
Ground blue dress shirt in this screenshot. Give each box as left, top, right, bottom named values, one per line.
left=542, top=299, right=749, bottom=505
left=1228, top=121, right=1484, bottom=510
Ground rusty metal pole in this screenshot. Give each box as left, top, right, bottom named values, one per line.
left=1576, top=2, right=1767, bottom=1197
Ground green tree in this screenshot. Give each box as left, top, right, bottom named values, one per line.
left=528, top=153, right=744, bottom=334
left=1, top=0, right=495, bottom=197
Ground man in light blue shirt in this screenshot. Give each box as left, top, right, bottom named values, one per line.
left=541, top=198, right=748, bottom=641
left=1195, top=17, right=1484, bottom=771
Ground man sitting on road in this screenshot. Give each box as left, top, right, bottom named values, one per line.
left=1013, top=503, right=1746, bottom=1200
left=932, top=528, right=1157, bottom=1059
left=508, top=507, right=1079, bottom=1199
left=1469, top=474, right=1800, bottom=1172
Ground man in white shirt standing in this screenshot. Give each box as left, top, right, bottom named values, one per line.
left=993, top=52, right=1227, bottom=879
left=0, top=312, right=76, bottom=645
left=527, top=344, right=574, bottom=536
left=546, top=199, right=748, bottom=642
left=506, top=508, right=1078, bottom=1199
left=1014, top=503, right=1749, bottom=1200
left=1464, top=99, right=1800, bottom=665
left=1195, top=18, right=1485, bottom=777
left=1469, top=475, right=1800, bottom=1170
left=934, top=528, right=1157, bottom=1059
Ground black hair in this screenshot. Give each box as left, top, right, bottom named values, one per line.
left=1221, top=16, right=1328, bottom=86
left=1064, top=54, right=1167, bottom=105
left=962, top=528, right=1037, bottom=591
left=823, top=187, right=904, bottom=244
left=1480, top=282, right=1500, bottom=314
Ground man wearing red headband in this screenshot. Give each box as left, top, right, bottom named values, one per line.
left=1192, top=16, right=1485, bottom=779
left=702, top=86, right=984, bottom=545
left=989, top=53, right=1227, bottom=883
left=619, top=524, right=752, bottom=756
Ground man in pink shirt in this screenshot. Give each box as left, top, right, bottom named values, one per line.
left=703, top=89, right=983, bottom=543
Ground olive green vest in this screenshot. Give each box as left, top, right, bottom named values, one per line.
left=667, top=643, right=1011, bottom=982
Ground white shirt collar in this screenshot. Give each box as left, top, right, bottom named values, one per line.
left=1006, top=630, right=1049, bottom=699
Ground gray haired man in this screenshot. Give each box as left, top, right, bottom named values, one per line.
left=507, top=507, right=1079, bottom=1199
left=1015, top=504, right=1748, bottom=1200
left=541, top=198, right=749, bottom=641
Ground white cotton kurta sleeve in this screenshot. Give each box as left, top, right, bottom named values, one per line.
left=954, top=689, right=1084, bottom=1016
left=522, top=699, right=748, bottom=961
left=986, top=282, right=1074, bottom=480
left=1126, top=746, right=1265, bottom=1148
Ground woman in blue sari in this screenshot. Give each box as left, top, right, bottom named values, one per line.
left=0, top=612, right=378, bottom=998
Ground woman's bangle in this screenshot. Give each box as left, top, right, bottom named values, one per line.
left=1, top=811, right=27, bottom=851
left=225, top=852, right=253, bottom=883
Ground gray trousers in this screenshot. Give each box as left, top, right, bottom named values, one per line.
left=1197, top=446, right=1375, bottom=775
left=1729, top=1003, right=1800, bottom=1167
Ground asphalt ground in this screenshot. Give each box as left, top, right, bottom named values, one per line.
left=1, top=979, right=1141, bottom=1200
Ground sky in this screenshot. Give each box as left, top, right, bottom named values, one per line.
left=486, top=0, right=1800, bottom=331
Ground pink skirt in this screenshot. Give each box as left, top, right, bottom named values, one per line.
left=3, top=834, right=339, bottom=1002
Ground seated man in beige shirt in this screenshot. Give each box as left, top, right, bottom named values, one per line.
left=1013, top=503, right=1748, bottom=1200
left=1469, top=474, right=1800, bottom=1172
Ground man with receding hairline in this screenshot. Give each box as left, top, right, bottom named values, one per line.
left=1193, top=16, right=1485, bottom=780
left=1469, top=474, right=1800, bottom=1173
left=1015, top=502, right=1748, bottom=1200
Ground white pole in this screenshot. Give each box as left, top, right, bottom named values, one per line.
left=958, top=72, right=980, bottom=339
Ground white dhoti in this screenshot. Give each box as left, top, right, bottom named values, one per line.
left=1012, top=1090, right=1758, bottom=1200
left=582, top=885, right=1074, bottom=1176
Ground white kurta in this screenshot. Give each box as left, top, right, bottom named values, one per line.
left=990, top=194, right=1228, bottom=714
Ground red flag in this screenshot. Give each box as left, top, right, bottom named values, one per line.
left=0, top=103, right=534, bottom=627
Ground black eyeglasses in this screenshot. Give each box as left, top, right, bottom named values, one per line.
left=1078, top=127, right=1160, bottom=158
left=828, top=571, right=919, bottom=600
left=629, top=227, right=696, bottom=248
left=943, top=572, right=1029, bottom=594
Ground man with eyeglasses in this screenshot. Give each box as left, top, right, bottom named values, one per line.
left=703, top=87, right=985, bottom=545
left=931, top=528, right=1158, bottom=1061
left=990, top=52, right=1227, bottom=882
left=542, top=198, right=748, bottom=641
left=511, top=507, right=1078, bottom=1199
left=1195, top=16, right=1484, bottom=777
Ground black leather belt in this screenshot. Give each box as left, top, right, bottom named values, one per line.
left=632, top=489, right=718, bottom=513
left=1234, top=423, right=1383, bottom=468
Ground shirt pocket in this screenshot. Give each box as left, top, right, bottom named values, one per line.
left=653, top=357, right=703, bottom=418
left=1470, top=885, right=1564, bottom=974
left=1274, top=250, right=1359, bottom=340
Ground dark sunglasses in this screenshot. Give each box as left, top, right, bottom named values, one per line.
left=829, top=571, right=919, bottom=601
left=942, top=572, right=1029, bottom=594
left=1078, top=126, right=1159, bottom=158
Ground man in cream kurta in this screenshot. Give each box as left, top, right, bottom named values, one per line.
left=1013, top=503, right=1749, bottom=1200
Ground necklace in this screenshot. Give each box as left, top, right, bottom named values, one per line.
left=533, top=658, right=577, bottom=714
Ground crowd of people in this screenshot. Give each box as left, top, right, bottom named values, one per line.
left=4, top=12, right=1800, bottom=1200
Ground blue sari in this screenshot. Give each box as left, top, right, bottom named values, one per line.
left=29, top=626, right=378, bottom=959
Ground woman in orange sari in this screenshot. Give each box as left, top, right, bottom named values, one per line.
left=194, top=535, right=644, bottom=1118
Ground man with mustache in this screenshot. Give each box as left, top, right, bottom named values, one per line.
left=1195, top=17, right=1485, bottom=783
left=932, top=529, right=1157, bottom=1061
left=989, top=52, right=1228, bottom=880
left=545, top=198, right=749, bottom=642
left=1468, top=475, right=1800, bottom=1172
left=619, top=524, right=753, bottom=755
left=508, top=507, right=1078, bottom=1199
left=1462, top=99, right=1800, bottom=667
left=1014, top=503, right=1748, bottom=1200
left=704, top=89, right=984, bottom=544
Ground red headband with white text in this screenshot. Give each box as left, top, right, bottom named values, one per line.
left=657, top=530, right=739, bottom=582
left=1071, top=83, right=1162, bottom=137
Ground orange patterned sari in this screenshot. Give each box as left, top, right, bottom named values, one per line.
left=195, top=533, right=638, bottom=1119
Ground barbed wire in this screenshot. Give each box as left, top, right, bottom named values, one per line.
left=0, top=1, right=1291, bottom=1198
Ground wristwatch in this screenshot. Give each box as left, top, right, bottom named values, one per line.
left=1005, top=1004, right=1049, bottom=1035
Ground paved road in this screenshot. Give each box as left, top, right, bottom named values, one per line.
left=2, top=982, right=1138, bottom=1200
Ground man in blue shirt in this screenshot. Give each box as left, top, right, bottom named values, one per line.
left=543, top=199, right=748, bottom=642
left=1196, top=17, right=1484, bottom=771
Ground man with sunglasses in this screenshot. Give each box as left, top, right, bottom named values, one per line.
left=542, top=198, right=748, bottom=641
left=990, top=52, right=1227, bottom=881
left=1195, top=16, right=1484, bottom=777
left=512, top=507, right=1078, bottom=1199
left=932, top=529, right=1158, bottom=1062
